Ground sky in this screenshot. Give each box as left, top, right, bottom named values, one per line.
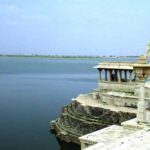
left=0, top=0, right=150, bottom=56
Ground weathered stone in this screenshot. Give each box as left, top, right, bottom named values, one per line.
left=50, top=43, right=150, bottom=145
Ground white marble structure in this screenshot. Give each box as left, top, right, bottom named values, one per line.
left=79, top=42, right=150, bottom=150
left=79, top=85, right=150, bottom=150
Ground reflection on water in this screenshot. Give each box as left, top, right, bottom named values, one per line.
left=58, top=140, right=80, bottom=150
left=50, top=129, right=80, bottom=150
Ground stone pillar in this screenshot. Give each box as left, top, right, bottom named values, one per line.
left=118, top=70, right=121, bottom=82
left=105, top=69, right=107, bottom=81
left=108, top=70, right=112, bottom=81
left=125, top=70, right=127, bottom=81
left=80, top=141, right=86, bottom=150
left=137, top=86, right=146, bottom=124
left=134, top=74, right=137, bottom=81
left=98, top=69, right=102, bottom=81
left=129, top=70, right=133, bottom=82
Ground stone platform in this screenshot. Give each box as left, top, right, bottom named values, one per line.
left=50, top=94, right=136, bottom=144
left=83, top=128, right=150, bottom=150
left=79, top=125, right=134, bottom=149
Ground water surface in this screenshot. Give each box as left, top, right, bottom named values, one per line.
left=0, top=57, right=138, bottom=150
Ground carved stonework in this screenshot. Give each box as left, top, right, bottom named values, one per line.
left=146, top=41, right=150, bottom=55
left=139, top=55, right=147, bottom=64
left=134, top=66, right=150, bottom=82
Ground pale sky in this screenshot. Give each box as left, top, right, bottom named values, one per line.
left=0, top=0, right=150, bottom=56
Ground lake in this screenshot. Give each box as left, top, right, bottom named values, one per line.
left=0, top=57, right=138, bottom=150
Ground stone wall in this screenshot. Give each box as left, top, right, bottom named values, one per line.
left=134, top=87, right=150, bottom=98
left=53, top=100, right=136, bottom=144
left=99, top=81, right=139, bottom=93
left=101, top=94, right=137, bottom=107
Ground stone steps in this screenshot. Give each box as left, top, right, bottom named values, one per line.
left=51, top=97, right=136, bottom=144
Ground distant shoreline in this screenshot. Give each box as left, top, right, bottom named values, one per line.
left=0, top=54, right=138, bottom=59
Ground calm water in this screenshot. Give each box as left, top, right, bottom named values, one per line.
left=0, top=57, right=138, bottom=150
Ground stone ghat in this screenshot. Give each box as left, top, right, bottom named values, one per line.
left=51, top=94, right=136, bottom=144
